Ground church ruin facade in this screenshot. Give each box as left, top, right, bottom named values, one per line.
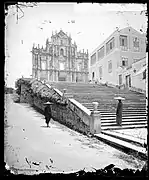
left=32, top=30, right=89, bottom=82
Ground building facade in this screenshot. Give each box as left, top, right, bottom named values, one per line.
left=89, top=27, right=146, bottom=91
left=32, top=30, right=89, bottom=82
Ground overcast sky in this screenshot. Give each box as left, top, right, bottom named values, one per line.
left=5, top=3, right=147, bottom=88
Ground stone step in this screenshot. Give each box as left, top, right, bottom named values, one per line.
left=101, top=124, right=147, bottom=130
left=88, top=109, right=146, bottom=112
left=83, top=104, right=146, bottom=107
left=82, top=103, right=146, bottom=105
left=101, top=121, right=147, bottom=127
left=100, top=113, right=147, bottom=116
left=93, top=109, right=146, bottom=112
left=94, top=133, right=147, bottom=159
left=101, top=116, right=146, bottom=120
left=101, top=118, right=146, bottom=123
left=101, top=130, right=147, bottom=148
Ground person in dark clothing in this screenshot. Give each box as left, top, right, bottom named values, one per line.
left=44, top=102, right=53, bottom=127
left=116, top=99, right=123, bottom=126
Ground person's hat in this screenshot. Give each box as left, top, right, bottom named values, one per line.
left=114, top=96, right=125, bottom=100
left=43, top=101, right=53, bottom=105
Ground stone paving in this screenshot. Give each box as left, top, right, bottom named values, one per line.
left=113, top=128, right=147, bottom=141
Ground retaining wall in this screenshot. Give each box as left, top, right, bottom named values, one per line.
left=19, top=79, right=93, bottom=135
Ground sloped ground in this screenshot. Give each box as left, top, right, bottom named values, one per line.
left=4, top=94, right=146, bottom=175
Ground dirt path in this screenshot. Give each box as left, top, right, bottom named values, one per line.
left=4, top=94, right=145, bottom=175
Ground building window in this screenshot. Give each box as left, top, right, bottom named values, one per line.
left=121, top=57, right=128, bottom=67
left=99, top=66, right=102, bottom=79
left=110, top=42, right=112, bottom=49
left=120, top=35, right=128, bottom=51
left=61, top=40, right=63, bottom=45
left=120, top=35, right=127, bottom=46
left=91, top=53, right=96, bottom=65
left=72, top=48, right=75, bottom=56
left=59, top=62, right=64, bottom=70
left=119, top=74, right=122, bottom=85
left=106, top=37, right=115, bottom=54
left=41, top=61, right=46, bottom=70
left=122, top=39, right=125, bottom=46
left=143, top=69, right=146, bottom=79
left=133, top=37, right=139, bottom=52
left=78, top=64, right=81, bottom=71
left=98, top=46, right=104, bottom=60
left=108, top=60, right=112, bottom=73
left=60, top=48, right=64, bottom=56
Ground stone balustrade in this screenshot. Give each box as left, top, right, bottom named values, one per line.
left=129, top=86, right=146, bottom=95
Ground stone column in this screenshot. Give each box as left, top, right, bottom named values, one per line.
left=90, top=102, right=101, bottom=134
left=47, top=70, right=50, bottom=81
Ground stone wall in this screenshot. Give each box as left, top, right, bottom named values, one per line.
left=19, top=79, right=91, bottom=135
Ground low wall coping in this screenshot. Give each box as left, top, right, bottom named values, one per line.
left=53, top=88, right=63, bottom=96
left=47, top=84, right=91, bottom=116
left=69, top=98, right=91, bottom=116
left=45, top=84, right=52, bottom=89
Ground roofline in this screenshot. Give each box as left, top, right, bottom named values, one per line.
left=89, top=29, right=118, bottom=56
left=89, top=26, right=143, bottom=57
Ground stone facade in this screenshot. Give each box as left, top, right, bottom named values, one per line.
left=32, top=30, right=89, bottom=82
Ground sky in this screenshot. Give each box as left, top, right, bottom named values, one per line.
left=5, top=3, right=147, bottom=88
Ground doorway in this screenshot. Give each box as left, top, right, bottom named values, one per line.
left=125, top=75, right=131, bottom=87
left=119, top=74, right=122, bottom=86
left=92, top=72, right=95, bottom=81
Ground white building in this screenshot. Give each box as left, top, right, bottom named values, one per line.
left=89, top=27, right=147, bottom=92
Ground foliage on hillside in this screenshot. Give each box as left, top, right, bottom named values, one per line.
left=15, top=78, right=68, bottom=105
left=5, top=86, right=14, bottom=94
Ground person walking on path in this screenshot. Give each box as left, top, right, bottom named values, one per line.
left=44, top=102, right=53, bottom=127
left=114, top=97, right=125, bottom=126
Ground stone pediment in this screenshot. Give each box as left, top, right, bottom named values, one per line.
left=57, top=30, right=68, bottom=39
left=119, top=27, right=142, bottom=36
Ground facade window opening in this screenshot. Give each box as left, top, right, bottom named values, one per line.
left=91, top=53, right=96, bottom=65
left=41, top=61, right=46, bottom=70
left=110, top=42, right=112, bottom=49
left=108, top=60, right=112, bottom=73
left=61, top=40, right=63, bottom=45
left=143, top=69, right=146, bottom=79
left=133, top=37, right=139, bottom=52
left=120, top=35, right=127, bottom=47
left=59, top=62, right=64, bottom=70
left=106, top=37, right=115, bottom=54
left=119, top=74, right=122, bottom=85
left=92, top=72, right=95, bottom=80
left=121, top=57, right=128, bottom=67
left=122, top=39, right=125, bottom=46
left=60, top=48, right=64, bottom=56
left=99, top=66, right=102, bottom=79
left=122, top=60, right=125, bottom=66
left=98, top=46, right=104, bottom=61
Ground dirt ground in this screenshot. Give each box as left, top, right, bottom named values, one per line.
left=4, top=94, right=145, bottom=175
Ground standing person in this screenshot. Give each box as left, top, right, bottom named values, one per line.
left=44, top=102, right=53, bottom=127
left=116, top=99, right=123, bottom=126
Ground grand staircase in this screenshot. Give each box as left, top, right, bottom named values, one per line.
left=48, top=82, right=147, bottom=131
